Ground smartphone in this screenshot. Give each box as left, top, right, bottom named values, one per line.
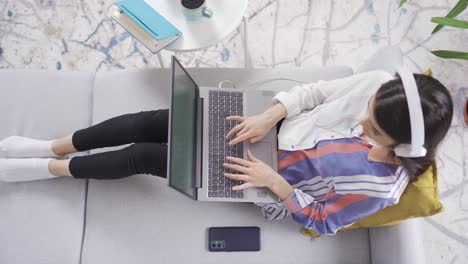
left=208, top=226, right=260, bottom=252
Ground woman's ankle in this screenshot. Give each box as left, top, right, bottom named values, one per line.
left=51, top=134, right=78, bottom=156
left=48, top=159, right=72, bottom=177
left=51, top=139, right=64, bottom=156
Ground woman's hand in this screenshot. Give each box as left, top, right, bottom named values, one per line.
left=225, top=103, right=287, bottom=146
left=225, top=113, right=275, bottom=146
left=223, top=150, right=294, bottom=199
left=223, top=150, right=280, bottom=190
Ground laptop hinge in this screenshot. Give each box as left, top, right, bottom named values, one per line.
left=194, top=97, right=204, bottom=189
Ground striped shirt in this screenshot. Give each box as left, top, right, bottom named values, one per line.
left=257, top=137, right=409, bottom=235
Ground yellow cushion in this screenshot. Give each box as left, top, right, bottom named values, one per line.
left=300, top=165, right=444, bottom=238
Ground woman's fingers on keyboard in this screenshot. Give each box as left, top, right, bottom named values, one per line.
left=224, top=173, right=249, bottom=181
left=229, top=132, right=251, bottom=146
left=226, top=115, right=245, bottom=122
left=225, top=123, right=244, bottom=139
left=236, top=126, right=249, bottom=137
left=232, top=182, right=253, bottom=191
left=223, top=163, right=249, bottom=174
left=226, top=156, right=253, bottom=167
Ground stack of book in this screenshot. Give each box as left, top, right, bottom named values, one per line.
left=112, top=0, right=181, bottom=53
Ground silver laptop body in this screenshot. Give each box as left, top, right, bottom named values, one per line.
left=168, top=57, right=278, bottom=203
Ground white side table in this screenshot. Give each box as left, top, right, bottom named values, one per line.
left=145, top=0, right=249, bottom=67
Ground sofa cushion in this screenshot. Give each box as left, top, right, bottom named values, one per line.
left=0, top=71, right=93, bottom=264
left=80, top=67, right=373, bottom=264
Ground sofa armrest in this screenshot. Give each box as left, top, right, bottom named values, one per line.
left=369, top=218, right=426, bottom=264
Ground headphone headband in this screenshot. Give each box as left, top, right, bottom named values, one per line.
left=393, top=67, right=427, bottom=158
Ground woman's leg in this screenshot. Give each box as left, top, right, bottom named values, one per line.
left=52, top=109, right=169, bottom=156
left=1, top=142, right=166, bottom=182
left=0, top=110, right=169, bottom=158
left=66, top=142, right=168, bottom=179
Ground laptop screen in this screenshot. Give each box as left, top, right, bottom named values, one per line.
left=168, top=57, right=198, bottom=199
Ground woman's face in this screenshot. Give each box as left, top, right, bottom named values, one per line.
left=359, top=95, right=396, bottom=147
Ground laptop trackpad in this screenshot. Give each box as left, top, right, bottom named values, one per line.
left=249, top=142, right=273, bottom=166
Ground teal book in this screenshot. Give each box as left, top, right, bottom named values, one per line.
left=112, top=0, right=182, bottom=53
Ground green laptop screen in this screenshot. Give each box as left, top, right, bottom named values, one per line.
left=169, top=58, right=197, bottom=198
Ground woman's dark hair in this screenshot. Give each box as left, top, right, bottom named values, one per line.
left=374, top=73, right=453, bottom=180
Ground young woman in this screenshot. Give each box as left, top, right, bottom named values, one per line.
left=0, top=69, right=453, bottom=235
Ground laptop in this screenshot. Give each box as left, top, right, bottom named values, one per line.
left=168, top=56, right=278, bottom=203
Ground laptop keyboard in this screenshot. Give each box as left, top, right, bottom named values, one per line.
left=208, top=90, right=244, bottom=199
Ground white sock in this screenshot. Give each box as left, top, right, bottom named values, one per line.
left=0, top=158, right=56, bottom=182
left=0, top=136, right=59, bottom=158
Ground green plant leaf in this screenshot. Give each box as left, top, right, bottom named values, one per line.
left=432, top=17, right=468, bottom=29
left=432, top=50, right=468, bottom=60
left=399, top=0, right=407, bottom=7
left=432, top=0, right=468, bottom=34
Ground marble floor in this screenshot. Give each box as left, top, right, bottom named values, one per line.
left=1, top=0, right=467, bottom=263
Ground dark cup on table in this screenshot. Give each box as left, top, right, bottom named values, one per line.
left=181, top=0, right=213, bottom=20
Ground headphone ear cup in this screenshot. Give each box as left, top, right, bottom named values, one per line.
left=394, top=144, right=427, bottom=158
left=394, top=144, right=412, bottom=157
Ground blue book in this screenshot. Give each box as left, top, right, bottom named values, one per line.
left=112, top=0, right=182, bottom=53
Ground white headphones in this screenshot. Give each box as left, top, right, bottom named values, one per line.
left=393, top=67, right=427, bottom=158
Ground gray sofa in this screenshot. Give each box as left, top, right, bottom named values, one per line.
left=0, top=47, right=425, bottom=264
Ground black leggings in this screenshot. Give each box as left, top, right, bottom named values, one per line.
left=69, top=110, right=169, bottom=180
